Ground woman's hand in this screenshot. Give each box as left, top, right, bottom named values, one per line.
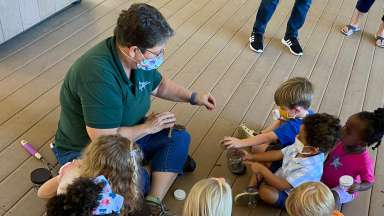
left=221, top=136, right=245, bottom=149
left=196, top=92, right=216, bottom=111
left=144, top=112, right=176, bottom=134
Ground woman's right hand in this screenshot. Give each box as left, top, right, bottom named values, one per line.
left=144, top=112, right=176, bottom=134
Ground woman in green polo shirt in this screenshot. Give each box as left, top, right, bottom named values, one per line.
left=52, top=3, right=216, bottom=215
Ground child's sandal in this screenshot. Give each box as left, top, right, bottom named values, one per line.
left=341, top=25, right=361, bottom=36
left=375, top=34, right=384, bottom=48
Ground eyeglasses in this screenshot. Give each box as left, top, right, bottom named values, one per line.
left=144, top=48, right=165, bottom=57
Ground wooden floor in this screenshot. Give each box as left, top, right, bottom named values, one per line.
left=0, top=0, right=383, bottom=215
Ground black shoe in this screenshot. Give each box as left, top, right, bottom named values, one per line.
left=281, top=36, right=303, bottom=56
left=249, top=33, right=263, bottom=53
left=183, top=155, right=196, bottom=172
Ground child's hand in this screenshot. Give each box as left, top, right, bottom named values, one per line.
left=221, top=136, right=244, bottom=149
left=243, top=161, right=265, bottom=173
left=238, top=149, right=254, bottom=161
left=347, top=183, right=360, bottom=194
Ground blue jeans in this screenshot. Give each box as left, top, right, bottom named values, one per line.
left=355, top=0, right=383, bottom=21
left=136, top=128, right=191, bottom=175
left=252, top=0, right=312, bottom=38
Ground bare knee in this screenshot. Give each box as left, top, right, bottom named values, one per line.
left=259, top=184, right=279, bottom=205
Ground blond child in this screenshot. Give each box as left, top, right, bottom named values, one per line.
left=183, top=178, right=232, bottom=216
left=235, top=114, right=341, bottom=208
left=286, top=182, right=344, bottom=216
left=38, top=135, right=147, bottom=214
left=223, top=77, right=314, bottom=153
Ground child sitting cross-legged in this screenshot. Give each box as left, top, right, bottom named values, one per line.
left=285, top=182, right=344, bottom=216
left=321, top=108, right=384, bottom=209
left=235, top=113, right=342, bottom=208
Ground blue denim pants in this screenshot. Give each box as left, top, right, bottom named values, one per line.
left=355, top=0, right=383, bottom=21
left=52, top=128, right=190, bottom=194
left=252, top=0, right=312, bottom=38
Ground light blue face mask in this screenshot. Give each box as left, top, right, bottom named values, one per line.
left=137, top=51, right=164, bottom=71
left=119, top=47, right=164, bottom=71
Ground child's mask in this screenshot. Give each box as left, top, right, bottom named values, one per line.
left=272, top=108, right=296, bottom=120
left=295, top=137, right=318, bottom=156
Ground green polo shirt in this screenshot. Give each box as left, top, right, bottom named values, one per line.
left=55, top=37, right=162, bottom=152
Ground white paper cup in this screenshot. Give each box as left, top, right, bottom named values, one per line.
left=339, top=175, right=354, bottom=190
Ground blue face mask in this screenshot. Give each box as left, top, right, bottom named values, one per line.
left=137, top=52, right=164, bottom=71
left=119, top=47, right=164, bottom=71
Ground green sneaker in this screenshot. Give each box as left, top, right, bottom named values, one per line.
left=235, top=187, right=259, bottom=208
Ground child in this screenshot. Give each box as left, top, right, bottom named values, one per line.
left=235, top=113, right=341, bottom=208
left=321, top=108, right=383, bottom=209
left=183, top=178, right=232, bottom=216
left=285, top=182, right=344, bottom=216
left=46, top=176, right=124, bottom=216
left=341, top=0, right=384, bottom=48
left=38, top=135, right=147, bottom=214
left=223, top=77, right=314, bottom=160
left=249, top=0, right=313, bottom=55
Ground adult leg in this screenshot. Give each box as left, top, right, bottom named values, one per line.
left=137, top=129, right=190, bottom=200
left=285, top=0, right=312, bottom=39
left=51, top=144, right=81, bottom=166
left=342, top=0, right=376, bottom=35
left=252, top=0, right=280, bottom=35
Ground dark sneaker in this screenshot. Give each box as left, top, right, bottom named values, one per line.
left=235, top=187, right=259, bottom=208
left=183, top=155, right=196, bottom=172
left=281, top=36, right=303, bottom=56
left=249, top=33, right=264, bottom=53
left=145, top=199, right=174, bottom=216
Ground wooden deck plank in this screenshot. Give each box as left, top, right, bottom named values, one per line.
left=317, top=4, right=368, bottom=116
left=162, top=0, right=295, bottom=213
left=150, top=0, right=260, bottom=116
left=0, top=0, right=105, bottom=61
left=0, top=0, right=203, bottom=179
left=0, top=0, right=123, bottom=79
left=0, top=0, right=149, bottom=101
left=0, top=0, right=383, bottom=215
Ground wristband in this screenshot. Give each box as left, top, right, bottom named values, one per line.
left=189, top=92, right=198, bottom=105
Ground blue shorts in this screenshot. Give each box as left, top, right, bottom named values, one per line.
left=275, top=190, right=288, bottom=208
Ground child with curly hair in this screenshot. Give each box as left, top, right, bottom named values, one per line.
left=46, top=176, right=124, bottom=216
left=38, top=135, right=147, bottom=214
left=235, top=113, right=341, bottom=208
left=321, top=108, right=384, bottom=209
